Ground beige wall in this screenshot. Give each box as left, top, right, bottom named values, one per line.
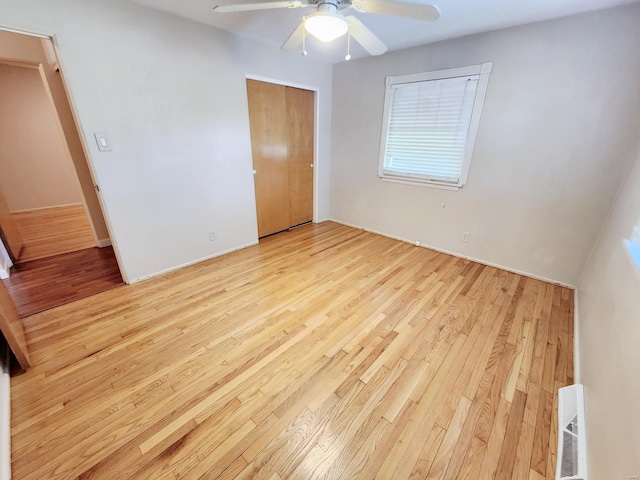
left=0, top=0, right=334, bottom=282
left=329, top=5, right=640, bottom=286
left=0, top=63, right=82, bottom=210
left=578, top=143, right=640, bottom=479
left=0, top=29, right=41, bottom=61
left=0, top=30, right=109, bottom=241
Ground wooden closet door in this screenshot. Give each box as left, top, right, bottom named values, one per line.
left=246, top=79, right=291, bottom=237
left=286, top=87, right=314, bottom=227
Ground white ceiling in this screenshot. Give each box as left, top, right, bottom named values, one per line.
left=129, top=0, right=639, bottom=63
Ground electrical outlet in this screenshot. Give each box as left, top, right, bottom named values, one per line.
left=628, top=476, right=639, bottom=480
left=461, top=232, right=470, bottom=243
left=209, top=231, right=217, bottom=242
left=415, top=240, right=421, bottom=247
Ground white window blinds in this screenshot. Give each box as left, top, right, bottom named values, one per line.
left=382, top=76, right=478, bottom=183
left=378, top=63, right=492, bottom=189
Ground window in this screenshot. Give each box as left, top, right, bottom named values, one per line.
left=378, top=62, right=493, bottom=189
left=624, top=224, right=640, bottom=274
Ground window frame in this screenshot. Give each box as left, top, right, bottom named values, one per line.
left=378, top=62, right=493, bottom=190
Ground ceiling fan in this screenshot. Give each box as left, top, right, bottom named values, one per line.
left=213, top=0, right=440, bottom=59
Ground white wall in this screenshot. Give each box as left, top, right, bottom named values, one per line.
left=329, top=4, right=640, bottom=286
left=0, top=64, right=83, bottom=211
left=578, top=143, right=640, bottom=479
left=0, top=0, right=333, bottom=282
left=0, top=241, right=11, bottom=279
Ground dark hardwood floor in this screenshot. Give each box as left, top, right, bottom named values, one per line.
left=2, top=246, right=124, bottom=318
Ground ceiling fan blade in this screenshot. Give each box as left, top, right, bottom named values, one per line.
left=345, top=16, right=387, bottom=56
left=354, top=0, right=440, bottom=21
left=281, top=21, right=305, bottom=51
left=213, top=0, right=309, bottom=13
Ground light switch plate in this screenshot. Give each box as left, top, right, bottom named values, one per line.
left=94, top=132, right=112, bottom=152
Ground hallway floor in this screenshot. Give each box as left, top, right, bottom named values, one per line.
left=2, top=246, right=124, bottom=317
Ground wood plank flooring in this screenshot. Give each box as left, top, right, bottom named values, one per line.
left=12, top=204, right=96, bottom=263
left=3, top=247, right=124, bottom=318
left=10, top=222, right=574, bottom=479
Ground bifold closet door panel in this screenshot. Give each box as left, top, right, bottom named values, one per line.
left=285, top=86, right=314, bottom=227
left=246, top=79, right=291, bottom=238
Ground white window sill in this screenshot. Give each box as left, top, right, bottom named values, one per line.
left=379, top=175, right=461, bottom=191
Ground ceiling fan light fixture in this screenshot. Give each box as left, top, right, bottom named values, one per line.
left=304, top=10, right=348, bottom=42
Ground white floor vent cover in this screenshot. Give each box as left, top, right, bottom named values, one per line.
left=557, top=384, right=587, bottom=480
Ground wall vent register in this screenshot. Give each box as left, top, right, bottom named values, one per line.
left=556, top=384, right=587, bottom=480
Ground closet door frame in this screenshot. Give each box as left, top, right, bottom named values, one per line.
left=245, top=74, right=319, bottom=228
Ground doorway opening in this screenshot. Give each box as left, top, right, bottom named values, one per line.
left=0, top=28, right=124, bottom=318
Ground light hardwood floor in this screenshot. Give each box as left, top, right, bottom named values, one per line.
left=12, top=204, right=95, bottom=263
left=10, top=222, right=573, bottom=479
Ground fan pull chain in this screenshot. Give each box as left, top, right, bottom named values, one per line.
left=345, top=29, right=351, bottom=61
left=302, top=19, right=307, bottom=56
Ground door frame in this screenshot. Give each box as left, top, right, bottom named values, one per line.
left=0, top=25, right=128, bottom=283
left=245, top=73, right=320, bottom=226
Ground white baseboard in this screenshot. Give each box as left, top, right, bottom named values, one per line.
left=326, top=218, right=576, bottom=289
left=96, top=238, right=112, bottom=248
left=128, top=241, right=260, bottom=284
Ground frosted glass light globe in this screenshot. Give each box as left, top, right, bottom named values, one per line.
left=304, top=12, right=348, bottom=42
